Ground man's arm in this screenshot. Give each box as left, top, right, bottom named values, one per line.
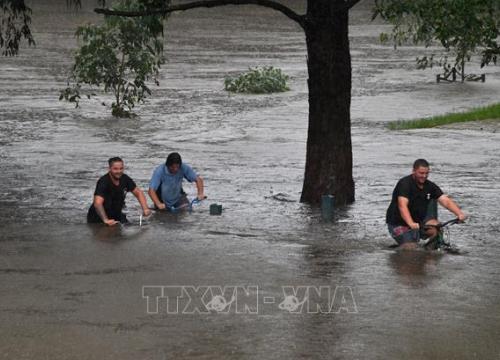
left=132, top=187, right=152, bottom=216
left=195, top=176, right=205, bottom=200
left=148, top=166, right=166, bottom=210
left=93, top=195, right=118, bottom=226
left=397, top=196, right=419, bottom=230
left=148, top=188, right=165, bottom=210
left=437, top=195, right=466, bottom=221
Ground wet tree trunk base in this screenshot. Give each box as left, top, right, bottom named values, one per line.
left=300, top=3, right=355, bottom=205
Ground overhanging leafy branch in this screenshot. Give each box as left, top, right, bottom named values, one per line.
left=95, top=0, right=307, bottom=29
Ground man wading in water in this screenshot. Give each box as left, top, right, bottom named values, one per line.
left=87, top=157, right=151, bottom=226
left=386, top=159, right=467, bottom=249
left=148, top=152, right=205, bottom=211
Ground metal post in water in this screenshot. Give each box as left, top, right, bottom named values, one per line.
left=321, top=195, right=335, bottom=221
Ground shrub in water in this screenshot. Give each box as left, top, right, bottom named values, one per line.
left=224, top=66, right=290, bottom=94
left=60, top=0, right=168, bottom=117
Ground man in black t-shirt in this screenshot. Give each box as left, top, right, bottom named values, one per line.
left=87, top=157, right=151, bottom=226
left=386, top=159, right=466, bottom=249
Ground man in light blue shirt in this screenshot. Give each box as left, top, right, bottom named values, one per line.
left=148, top=152, right=205, bottom=210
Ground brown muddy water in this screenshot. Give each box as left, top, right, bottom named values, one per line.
left=1, top=1, right=500, bottom=359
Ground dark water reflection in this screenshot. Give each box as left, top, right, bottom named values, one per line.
left=1, top=0, right=500, bottom=359
left=388, top=250, right=443, bottom=286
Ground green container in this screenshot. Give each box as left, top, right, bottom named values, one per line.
left=321, top=195, right=335, bottom=221
left=210, top=204, right=223, bottom=215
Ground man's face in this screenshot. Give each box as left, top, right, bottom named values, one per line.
left=109, top=161, right=124, bottom=180
left=412, top=166, right=429, bottom=185
left=168, top=163, right=180, bottom=174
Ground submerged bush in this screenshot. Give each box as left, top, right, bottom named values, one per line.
left=224, top=66, right=290, bottom=94
left=60, top=0, right=169, bottom=117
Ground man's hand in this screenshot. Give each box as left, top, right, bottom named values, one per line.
left=397, top=196, right=418, bottom=231
left=409, top=222, right=420, bottom=230
left=104, top=219, right=118, bottom=226
left=438, top=195, right=467, bottom=223
left=195, top=177, right=205, bottom=202
left=133, top=187, right=152, bottom=218
left=156, top=203, right=166, bottom=210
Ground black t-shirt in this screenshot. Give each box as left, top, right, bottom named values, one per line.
left=386, top=175, right=443, bottom=225
left=87, top=173, right=137, bottom=222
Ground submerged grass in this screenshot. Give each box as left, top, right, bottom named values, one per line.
left=224, top=66, right=290, bottom=94
left=388, top=103, right=500, bottom=130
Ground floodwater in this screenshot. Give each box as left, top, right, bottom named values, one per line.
left=1, top=1, right=500, bottom=359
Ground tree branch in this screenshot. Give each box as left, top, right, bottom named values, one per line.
left=344, top=0, right=362, bottom=10
left=95, top=0, right=306, bottom=29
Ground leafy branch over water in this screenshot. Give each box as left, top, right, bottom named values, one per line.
left=60, top=0, right=168, bottom=117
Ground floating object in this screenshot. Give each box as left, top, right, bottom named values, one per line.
left=210, top=203, right=223, bottom=215
left=436, top=68, right=485, bottom=83
left=264, top=192, right=296, bottom=202
left=321, top=195, right=335, bottom=221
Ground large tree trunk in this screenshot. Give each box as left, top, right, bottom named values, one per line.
left=300, top=1, right=355, bottom=206
left=94, top=0, right=356, bottom=205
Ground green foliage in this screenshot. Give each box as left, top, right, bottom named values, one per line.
left=60, top=0, right=169, bottom=117
left=387, top=102, right=500, bottom=130
left=1, top=1, right=111, bottom=56
left=0, top=0, right=35, bottom=56
left=224, top=66, right=290, bottom=94
left=374, top=0, right=500, bottom=76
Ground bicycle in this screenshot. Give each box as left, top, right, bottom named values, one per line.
left=168, top=196, right=205, bottom=214
left=421, top=218, right=464, bottom=254
left=149, top=196, right=207, bottom=214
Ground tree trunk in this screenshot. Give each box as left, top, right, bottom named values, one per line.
left=300, top=1, right=355, bottom=206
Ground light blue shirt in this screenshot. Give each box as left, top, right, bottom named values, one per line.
left=149, top=163, right=198, bottom=207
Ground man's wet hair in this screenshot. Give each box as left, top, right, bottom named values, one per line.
left=413, top=158, right=430, bottom=169
left=166, top=152, right=182, bottom=167
left=108, top=156, right=123, bottom=167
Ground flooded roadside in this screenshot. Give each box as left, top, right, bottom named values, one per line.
left=1, top=1, right=500, bottom=358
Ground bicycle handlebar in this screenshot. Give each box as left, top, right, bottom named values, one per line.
left=166, top=196, right=207, bottom=213
left=424, top=218, right=462, bottom=230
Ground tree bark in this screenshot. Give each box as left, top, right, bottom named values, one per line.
left=300, top=1, right=355, bottom=205
left=94, top=0, right=356, bottom=205
left=95, top=0, right=306, bottom=28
